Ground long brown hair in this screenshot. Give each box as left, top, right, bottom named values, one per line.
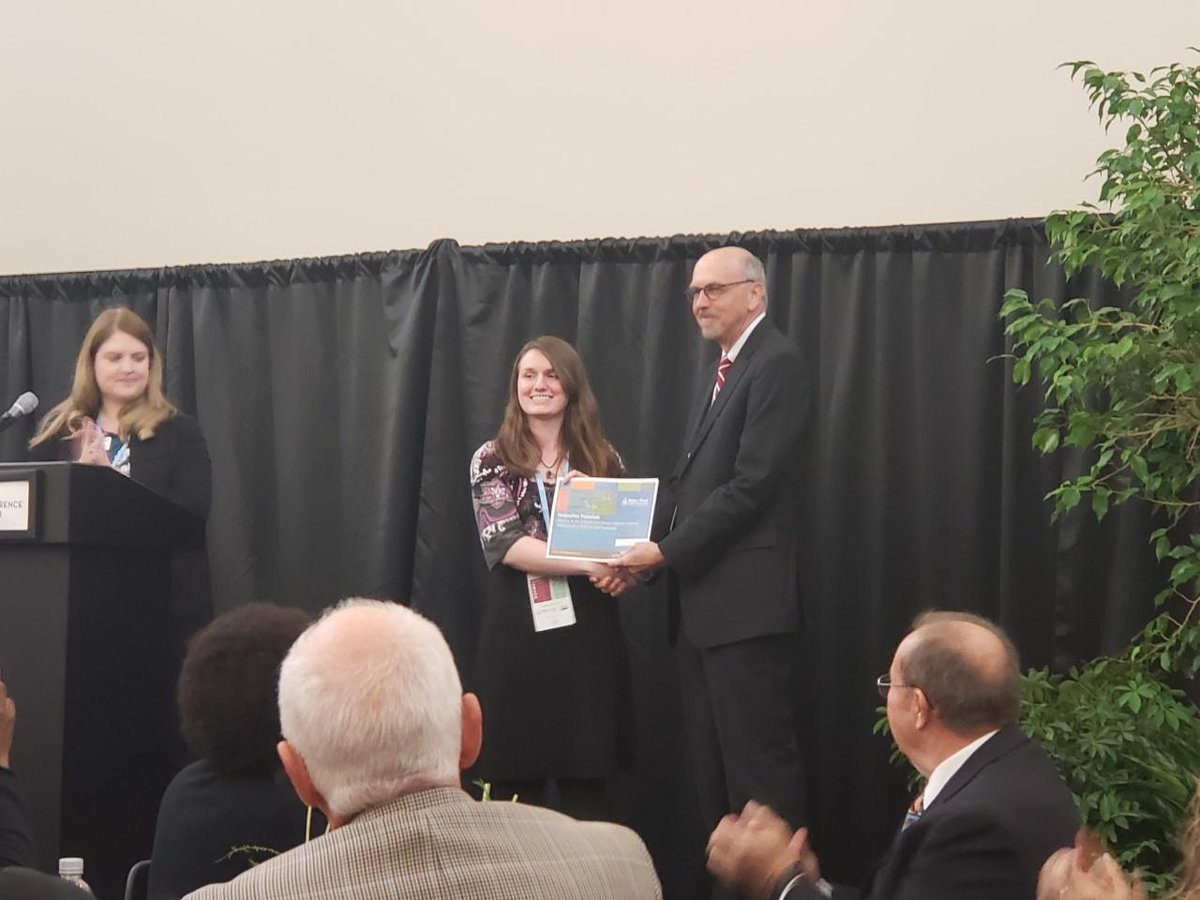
left=494, top=336, right=620, bottom=479
left=30, top=307, right=177, bottom=447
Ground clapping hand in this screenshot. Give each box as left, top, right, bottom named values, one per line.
left=706, top=801, right=817, bottom=899
left=74, top=418, right=110, bottom=467
left=1037, top=831, right=1146, bottom=900
left=705, top=801, right=820, bottom=900
left=0, top=668, right=15, bottom=770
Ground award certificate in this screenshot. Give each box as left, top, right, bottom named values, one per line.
left=545, top=477, right=659, bottom=561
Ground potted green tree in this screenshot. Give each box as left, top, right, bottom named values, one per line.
left=1002, top=54, right=1200, bottom=894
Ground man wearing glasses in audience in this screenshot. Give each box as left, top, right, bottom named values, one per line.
left=615, top=246, right=810, bottom=867
left=705, top=611, right=1078, bottom=900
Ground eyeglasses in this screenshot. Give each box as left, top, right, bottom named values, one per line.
left=876, top=674, right=917, bottom=700
left=685, top=280, right=760, bottom=302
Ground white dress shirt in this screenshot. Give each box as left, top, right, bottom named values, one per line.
left=711, top=312, right=767, bottom=403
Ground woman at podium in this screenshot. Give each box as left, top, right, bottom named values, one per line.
left=28, top=307, right=211, bottom=519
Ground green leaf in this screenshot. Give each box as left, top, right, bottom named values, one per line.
left=1128, top=455, right=1150, bottom=484
left=1033, top=427, right=1060, bottom=454
left=1169, top=558, right=1200, bottom=586
left=1013, top=357, right=1032, bottom=385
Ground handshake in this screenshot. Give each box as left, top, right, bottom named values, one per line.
left=585, top=541, right=666, bottom=598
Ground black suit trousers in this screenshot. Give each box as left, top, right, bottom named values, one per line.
left=676, top=629, right=805, bottom=833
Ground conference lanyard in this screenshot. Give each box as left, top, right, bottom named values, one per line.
left=529, top=459, right=575, bottom=633
left=103, top=431, right=131, bottom=474
left=534, top=459, right=570, bottom=535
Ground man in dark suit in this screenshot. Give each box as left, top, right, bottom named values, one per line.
left=705, top=611, right=1079, bottom=900
left=615, top=246, right=809, bottom=834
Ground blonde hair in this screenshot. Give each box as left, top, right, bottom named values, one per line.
left=30, top=307, right=176, bottom=448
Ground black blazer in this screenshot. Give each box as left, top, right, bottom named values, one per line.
left=0, top=768, right=34, bottom=869
left=29, top=413, right=212, bottom=520
left=784, top=725, right=1079, bottom=900
left=148, top=759, right=322, bottom=900
left=657, top=319, right=810, bottom=648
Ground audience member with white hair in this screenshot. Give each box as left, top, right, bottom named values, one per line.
left=185, top=598, right=661, bottom=900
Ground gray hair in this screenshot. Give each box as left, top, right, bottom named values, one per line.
left=278, top=598, right=463, bottom=819
left=742, top=254, right=766, bottom=284
left=741, top=252, right=768, bottom=305
left=900, top=610, right=1021, bottom=734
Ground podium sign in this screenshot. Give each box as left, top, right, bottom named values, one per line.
left=0, top=468, right=39, bottom=538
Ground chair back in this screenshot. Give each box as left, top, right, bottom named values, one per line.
left=124, top=859, right=151, bottom=900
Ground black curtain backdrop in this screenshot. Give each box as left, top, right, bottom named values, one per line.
left=0, top=221, right=1164, bottom=897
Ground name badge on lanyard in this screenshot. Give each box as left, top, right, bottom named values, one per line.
left=528, top=461, right=576, bottom=632
left=103, top=432, right=132, bottom=476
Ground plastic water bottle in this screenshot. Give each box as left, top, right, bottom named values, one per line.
left=58, top=857, right=94, bottom=894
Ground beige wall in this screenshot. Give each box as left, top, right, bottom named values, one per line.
left=1, top=0, right=1197, bottom=275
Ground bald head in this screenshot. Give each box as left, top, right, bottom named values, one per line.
left=896, top=611, right=1021, bottom=735
left=696, top=246, right=766, bottom=285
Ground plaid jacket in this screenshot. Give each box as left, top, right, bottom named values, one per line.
left=184, top=786, right=662, bottom=900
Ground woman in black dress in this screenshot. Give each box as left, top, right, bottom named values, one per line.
left=469, top=335, right=634, bottom=820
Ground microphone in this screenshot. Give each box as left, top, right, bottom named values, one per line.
left=0, top=392, right=38, bottom=433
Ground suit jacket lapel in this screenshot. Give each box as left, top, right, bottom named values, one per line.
left=678, top=363, right=716, bottom=463
left=674, top=321, right=772, bottom=478
left=860, top=725, right=1026, bottom=897
left=923, top=724, right=1025, bottom=812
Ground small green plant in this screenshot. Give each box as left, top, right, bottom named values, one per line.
left=1022, top=661, right=1200, bottom=894
left=221, top=805, right=319, bottom=869
left=218, top=844, right=282, bottom=868
left=470, top=778, right=519, bottom=802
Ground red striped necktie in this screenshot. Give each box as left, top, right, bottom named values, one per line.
left=712, top=355, right=732, bottom=402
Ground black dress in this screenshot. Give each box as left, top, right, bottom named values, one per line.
left=469, top=440, right=632, bottom=780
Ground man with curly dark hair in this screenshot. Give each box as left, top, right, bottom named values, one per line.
left=148, top=603, right=321, bottom=900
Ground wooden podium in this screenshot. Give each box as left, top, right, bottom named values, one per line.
left=0, top=462, right=206, bottom=900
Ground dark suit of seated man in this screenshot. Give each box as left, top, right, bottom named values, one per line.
left=0, top=668, right=35, bottom=871
left=0, top=668, right=73, bottom=899
left=706, top=611, right=1079, bottom=900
